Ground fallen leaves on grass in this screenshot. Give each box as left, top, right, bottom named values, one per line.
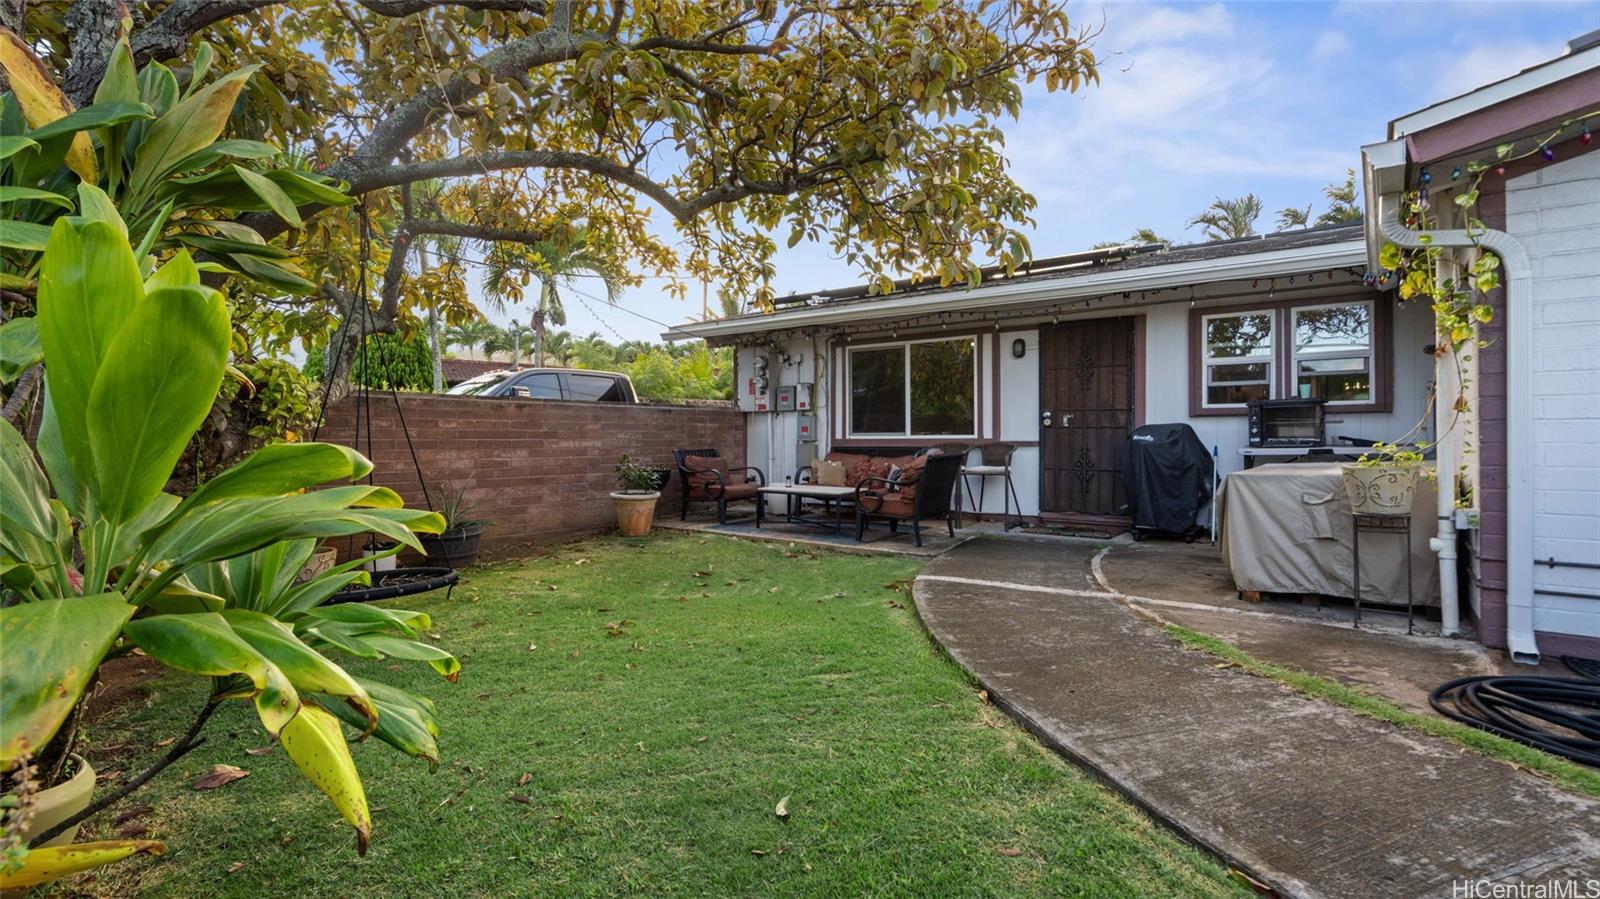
left=153, top=737, right=176, bottom=749
left=227, top=861, right=247, bottom=875
left=528, top=642, right=538, bottom=652
left=192, top=765, right=248, bottom=790
left=244, top=745, right=274, bottom=756
left=996, top=848, right=1022, bottom=857
left=518, top=772, right=533, bottom=786
left=114, top=806, right=154, bottom=826
left=509, top=795, right=532, bottom=805
left=774, top=796, right=790, bottom=820
left=605, top=619, right=633, bottom=637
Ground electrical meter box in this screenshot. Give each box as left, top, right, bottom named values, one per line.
left=797, top=415, right=816, bottom=443
left=794, top=383, right=813, bottom=411
left=774, top=385, right=796, bottom=412
left=736, top=347, right=771, bottom=412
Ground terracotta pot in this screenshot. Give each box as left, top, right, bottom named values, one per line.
left=24, top=754, right=95, bottom=848
left=611, top=491, right=660, bottom=537
left=1340, top=463, right=1421, bottom=516
left=297, top=546, right=338, bottom=583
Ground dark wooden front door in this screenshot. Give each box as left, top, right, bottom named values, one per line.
left=1041, top=317, right=1135, bottom=518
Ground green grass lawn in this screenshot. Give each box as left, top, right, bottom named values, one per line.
left=82, top=534, right=1242, bottom=898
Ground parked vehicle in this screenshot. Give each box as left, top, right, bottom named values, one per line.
left=445, top=367, right=638, bottom=403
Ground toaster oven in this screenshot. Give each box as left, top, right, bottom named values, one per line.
left=1247, top=399, right=1326, bottom=447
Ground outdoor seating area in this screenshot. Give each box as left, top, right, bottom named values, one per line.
left=677, top=446, right=973, bottom=546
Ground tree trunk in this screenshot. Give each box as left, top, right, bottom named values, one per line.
left=419, top=241, right=443, bottom=393
left=534, top=311, right=545, bottom=368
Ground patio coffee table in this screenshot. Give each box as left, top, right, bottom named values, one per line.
left=756, top=484, right=858, bottom=534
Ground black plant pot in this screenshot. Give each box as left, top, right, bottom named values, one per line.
left=651, top=468, right=672, bottom=491
left=420, top=522, right=484, bottom=569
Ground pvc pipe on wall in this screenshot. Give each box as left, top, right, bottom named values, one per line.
left=1378, top=194, right=1539, bottom=663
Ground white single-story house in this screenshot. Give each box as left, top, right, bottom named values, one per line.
left=672, top=34, right=1598, bottom=662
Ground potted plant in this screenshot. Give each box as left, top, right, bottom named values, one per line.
left=0, top=196, right=452, bottom=891
left=419, top=483, right=486, bottom=569
left=1341, top=443, right=1430, bottom=516
left=612, top=455, right=663, bottom=537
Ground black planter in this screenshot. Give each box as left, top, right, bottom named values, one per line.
left=420, top=522, right=484, bottom=569
left=650, top=468, right=672, bottom=491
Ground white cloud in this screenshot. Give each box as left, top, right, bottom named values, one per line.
left=1312, top=30, right=1351, bottom=61
left=1096, top=2, right=1234, bottom=49
left=1430, top=40, right=1563, bottom=98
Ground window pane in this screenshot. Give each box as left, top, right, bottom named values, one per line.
left=1208, top=362, right=1269, bottom=385
left=1298, top=358, right=1371, bottom=401
left=1206, top=313, right=1273, bottom=359
left=850, top=346, right=906, bottom=433
left=568, top=373, right=626, bottom=402
left=1207, top=382, right=1270, bottom=405
left=909, top=339, right=974, bottom=435
left=513, top=372, right=563, bottom=399
left=1296, top=304, right=1370, bottom=355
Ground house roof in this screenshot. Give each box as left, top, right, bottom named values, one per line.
left=441, top=357, right=509, bottom=385
left=670, top=223, right=1367, bottom=341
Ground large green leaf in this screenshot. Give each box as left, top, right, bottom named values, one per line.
left=0, top=220, right=53, bottom=251
left=0, top=419, right=58, bottom=548
left=0, top=595, right=134, bottom=768
left=221, top=609, right=374, bottom=728
left=178, top=443, right=372, bottom=510
left=0, top=186, right=73, bottom=209
left=167, top=138, right=279, bottom=176
left=224, top=251, right=316, bottom=294
left=232, top=164, right=302, bottom=226
left=123, top=612, right=298, bottom=735
left=36, top=392, right=87, bottom=520
left=278, top=702, right=371, bottom=855
left=173, top=232, right=296, bottom=259
left=93, top=37, right=139, bottom=107
left=127, top=66, right=257, bottom=202
left=36, top=216, right=143, bottom=502
left=0, top=316, right=41, bottom=382
left=299, top=603, right=430, bottom=636
left=24, top=100, right=152, bottom=142
left=0, top=134, right=38, bottom=160
left=323, top=679, right=440, bottom=769
left=87, top=281, right=229, bottom=524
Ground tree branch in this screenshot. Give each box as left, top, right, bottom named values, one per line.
left=402, top=218, right=552, bottom=246
left=62, top=0, right=128, bottom=106
left=354, top=0, right=547, bottom=13
left=28, top=699, right=221, bottom=849
left=129, top=0, right=283, bottom=65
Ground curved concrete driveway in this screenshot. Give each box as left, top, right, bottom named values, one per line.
left=914, top=537, right=1600, bottom=899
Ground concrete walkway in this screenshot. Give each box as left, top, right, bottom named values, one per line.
left=914, top=537, right=1600, bottom=899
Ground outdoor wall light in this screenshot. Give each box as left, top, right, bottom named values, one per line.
left=1012, top=338, right=1026, bottom=359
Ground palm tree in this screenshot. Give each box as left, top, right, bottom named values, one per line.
left=1316, top=169, right=1362, bottom=225
left=1275, top=204, right=1312, bottom=232
left=443, top=319, right=500, bottom=358
left=715, top=289, right=744, bottom=320
left=484, top=322, right=535, bottom=363
left=482, top=229, right=625, bottom=367
left=1188, top=194, right=1263, bottom=241
left=542, top=329, right=576, bottom=367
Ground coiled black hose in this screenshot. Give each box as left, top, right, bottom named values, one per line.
left=1428, top=658, right=1600, bottom=767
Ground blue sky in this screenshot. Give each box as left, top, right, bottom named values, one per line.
left=489, top=0, right=1595, bottom=343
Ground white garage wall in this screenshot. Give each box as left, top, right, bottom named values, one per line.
left=1506, top=150, right=1600, bottom=642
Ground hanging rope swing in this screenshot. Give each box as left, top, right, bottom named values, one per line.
left=311, top=198, right=458, bottom=603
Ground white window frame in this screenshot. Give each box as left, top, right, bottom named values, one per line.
left=1200, top=309, right=1275, bottom=410
left=846, top=335, right=978, bottom=439
left=1290, top=300, right=1376, bottom=406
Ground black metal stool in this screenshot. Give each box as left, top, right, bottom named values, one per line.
left=962, top=443, right=1023, bottom=530
left=1352, top=512, right=1414, bottom=634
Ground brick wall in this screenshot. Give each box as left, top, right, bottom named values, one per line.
left=320, top=394, right=745, bottom=557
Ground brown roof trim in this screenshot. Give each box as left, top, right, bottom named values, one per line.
left=1404, top=68, right=1600, bottom=165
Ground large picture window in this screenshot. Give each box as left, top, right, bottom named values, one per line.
left=1191, top=297, right=1387, bottom=414
left=848, top=337, right=975, bottom=437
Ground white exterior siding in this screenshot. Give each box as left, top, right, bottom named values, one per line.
left=1506, top=150, right=1600, bottom=642
left=740, top=292, right=1434, bottom=526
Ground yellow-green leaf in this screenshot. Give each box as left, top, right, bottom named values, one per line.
left=0, top=594, right=133, bottom=768
left=0, top=840, right=165, bottom=890
left=279, top=703, right=372, bottom=855
left=0, top=27, right=95, bottom=182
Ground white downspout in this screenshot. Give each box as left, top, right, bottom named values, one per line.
left=1378, top=194, right=1539, bottom=663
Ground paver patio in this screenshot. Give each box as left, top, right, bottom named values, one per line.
left=914, top=537, right=1600, bottom=899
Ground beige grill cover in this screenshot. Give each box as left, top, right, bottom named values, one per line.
left=1218, top=463, right=1439, bottom=606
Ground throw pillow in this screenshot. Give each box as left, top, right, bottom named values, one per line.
left=815, top=459, right=848, bottom=487
left=885, top=464, right=904, bottom=491
left=682, top=454, right=727, bottom=491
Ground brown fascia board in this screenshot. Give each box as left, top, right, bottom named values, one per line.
left=1402, top=68, right=1600, bottom=166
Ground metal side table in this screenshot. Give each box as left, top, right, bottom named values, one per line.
left=1352, top=512, right=1414, bottom=634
